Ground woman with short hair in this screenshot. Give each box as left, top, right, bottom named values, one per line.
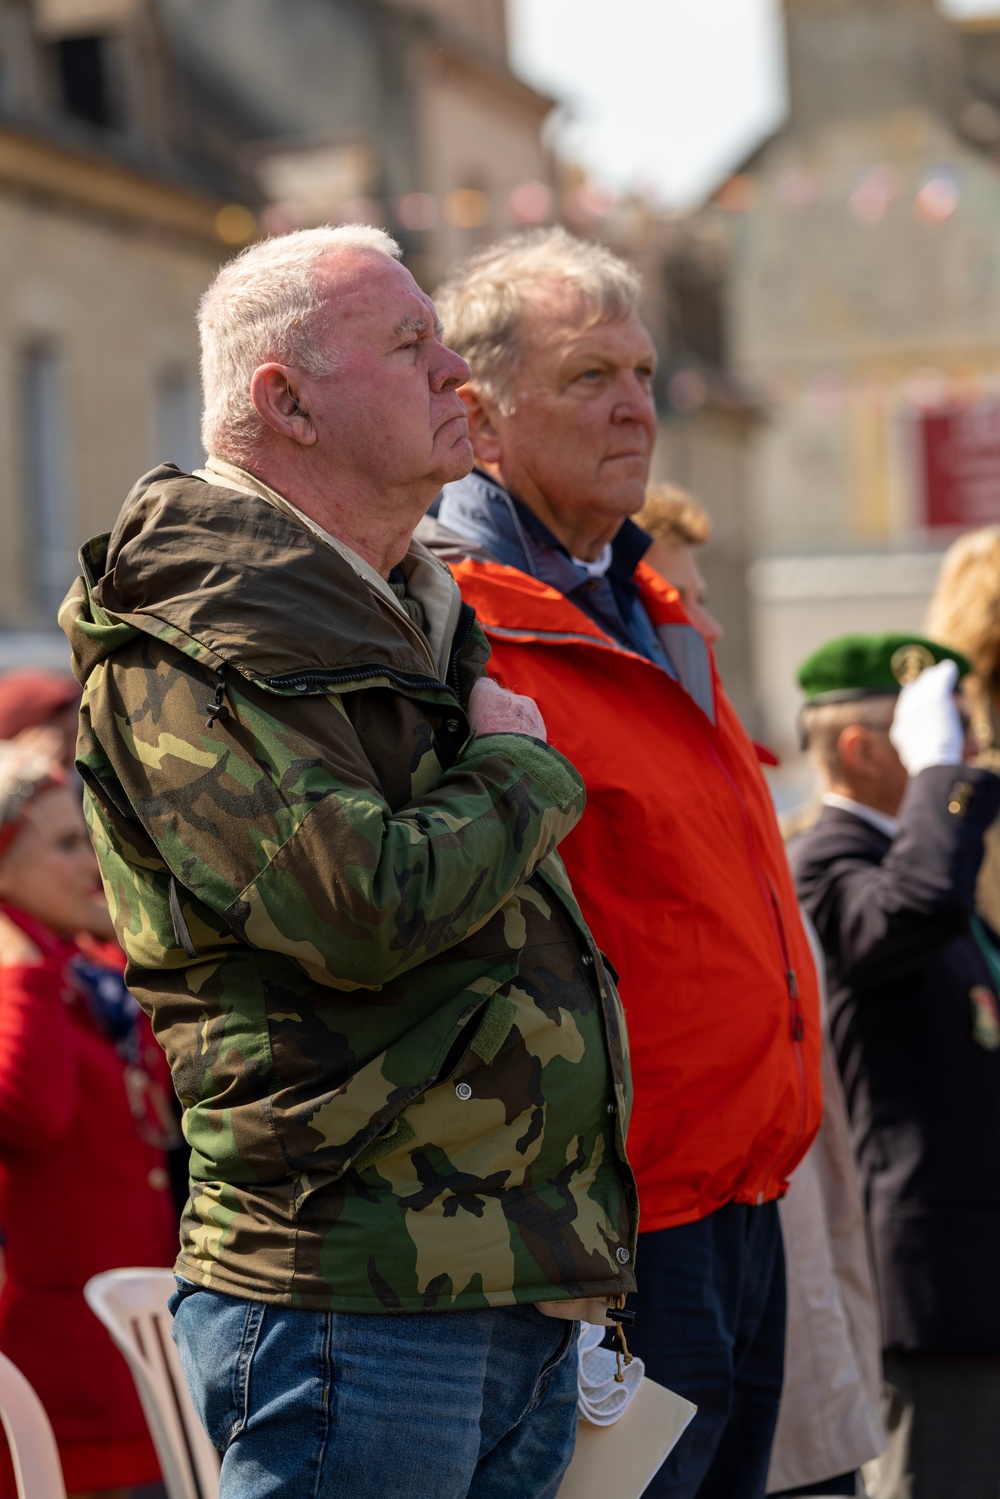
left=0, top=745, right=177, bottom=1498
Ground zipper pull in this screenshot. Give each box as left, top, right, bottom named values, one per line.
left=792, top=1014, right=805, bottom=1042
left=205, top=678, right=228, bottom=730
left=606, top=1305, right=636, bottom=1328
left=787, top=968, right=799, bottom=999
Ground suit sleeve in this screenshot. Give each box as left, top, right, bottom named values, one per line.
left=793, top=765, right=1000, bottom=986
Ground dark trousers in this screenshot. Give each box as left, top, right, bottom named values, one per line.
left=879, top=1349, right=1000, bottom=1499
left=769, top=1476, right=858, bottom=1496
left=625, top=1201, right=786, bottom=1499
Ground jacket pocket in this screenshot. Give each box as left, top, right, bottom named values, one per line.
left=268, top=966, right=517, bottom=1181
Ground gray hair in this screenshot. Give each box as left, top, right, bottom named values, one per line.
left=800, top=696, right=897, bottom=781
left=0, top=742, right=60, bottom=862
left=433, top=227, right=643, bottom=415
left=198, top=223, right=402, bottom=459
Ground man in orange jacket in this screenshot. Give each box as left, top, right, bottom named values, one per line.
left=422, top=228, right=822, bottom=1499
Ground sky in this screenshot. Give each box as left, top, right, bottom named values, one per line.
left=507, top=0, right=1000, bottom=210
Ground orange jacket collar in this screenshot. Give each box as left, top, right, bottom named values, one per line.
left=455, top=555, right=719, bottom=723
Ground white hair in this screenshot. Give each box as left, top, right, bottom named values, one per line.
left=434, top=227, right=643, bottom=415
left=198, top=223, right=402, bottom=459
left=799, top=696, right=897, bottom=781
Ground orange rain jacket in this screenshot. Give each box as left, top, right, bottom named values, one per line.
left=450, top=555, right=823, bottom=1233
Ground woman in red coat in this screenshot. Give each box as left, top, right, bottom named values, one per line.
left=0, top=746, right=177, bottom=1497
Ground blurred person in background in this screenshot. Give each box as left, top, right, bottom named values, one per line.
left=637, top=487, right=885, bottom=1496
left=0, top=669, right=81, bottom=770
left=790, top=634, right=1000, bottom=1499
left=427, top=227, right=823, bottom=1499
left=926, top=527, right=1000, bottom=931
left=0, top=743, right=177, bottom=1499
left=764, top=910, right=886, bottom=1499
left=0, top=664, right=188, bottom=1218
left=634, top=484, right=723, bottom=646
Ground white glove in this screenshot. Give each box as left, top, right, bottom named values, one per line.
left=889, top=658, right=963, bottom=775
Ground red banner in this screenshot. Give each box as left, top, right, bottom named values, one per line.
left=920, top=403, right=1000, bottom=528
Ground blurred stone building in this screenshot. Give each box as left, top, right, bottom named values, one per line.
left=0, top=0, right=554, bottom=657
left=0, top=0, right=231, bottom=656
left=579, top=201, right=758, bottom=728
left=154, top=0, right=554, bottom=285
left=714, top=0, right=1000, bottom=764
left=649, top=216, right=761, bottom=729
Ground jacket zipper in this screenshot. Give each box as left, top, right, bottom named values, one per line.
left=446, top=603, right=477, bottom=700
left=483, top=616, right=808, bottom=1202
left=266, top=663, right=459, bottom=698
left=572, top=920, right=640, bottom=1267
left=265, top=605, right=477, bottom=718
left=701, top=741, right=809, bottom=1203
left=264, top=605, right=478, bottom=704
left=763, top=875, right=809, bottom=1195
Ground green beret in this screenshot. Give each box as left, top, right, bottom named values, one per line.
left=797, top=632, right=971, bottom=704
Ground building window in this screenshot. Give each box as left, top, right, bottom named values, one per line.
left=20, top=343, right=74, bottom=626
left=154, top=367, right=202, bottom=474
left=54, top=34, right=115, bottom=127
left=666, top=252, right=727, bottom=372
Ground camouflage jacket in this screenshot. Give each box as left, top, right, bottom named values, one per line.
left=60, top=465, right=638, bottom=1313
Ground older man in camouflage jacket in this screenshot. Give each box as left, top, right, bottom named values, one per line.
left=59, top=225, right=637, bottom=1499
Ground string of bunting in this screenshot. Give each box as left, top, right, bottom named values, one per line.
left=214, top=178, right=620, bottom=245
left=714, top=163, right=966, bottom=225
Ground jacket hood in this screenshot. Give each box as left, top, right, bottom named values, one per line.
left=62, top=465, right=459, bottom=693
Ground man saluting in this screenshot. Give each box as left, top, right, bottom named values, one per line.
left=791, top=633, right=1000, bottom=1499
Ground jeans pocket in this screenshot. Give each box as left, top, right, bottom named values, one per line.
left=229, top=1299, right=267, bottom=1445
left=168, top=1275, right=200, bottom=1318
left=171, top=1288, right=267, bottom=1453
left=525, top=1315, right=578, bottom=1413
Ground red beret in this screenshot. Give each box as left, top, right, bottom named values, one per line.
left=0, top=670, right=81, bottom=742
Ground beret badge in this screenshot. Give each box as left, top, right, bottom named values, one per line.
left=890, top=642, right=936, bottom=686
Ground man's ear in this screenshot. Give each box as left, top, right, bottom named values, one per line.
left=837, top=723, right=872, bottom=778
left=459, top=386, right=502, bottom=466
left=250, top=364, right=318, bottom=446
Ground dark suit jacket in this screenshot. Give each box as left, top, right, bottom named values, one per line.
left=790, top=764, right=1000, bottom=1351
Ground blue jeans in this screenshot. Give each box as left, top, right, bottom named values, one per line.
left=169, top=1281, right=579, bottom=1499
left=625, top=1201, right=787, bottom=1499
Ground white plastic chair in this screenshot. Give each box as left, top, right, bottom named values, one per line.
left=84, top=1268, right=220, bottom=1499
left=0, top=1350, right=67, bottom=1499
